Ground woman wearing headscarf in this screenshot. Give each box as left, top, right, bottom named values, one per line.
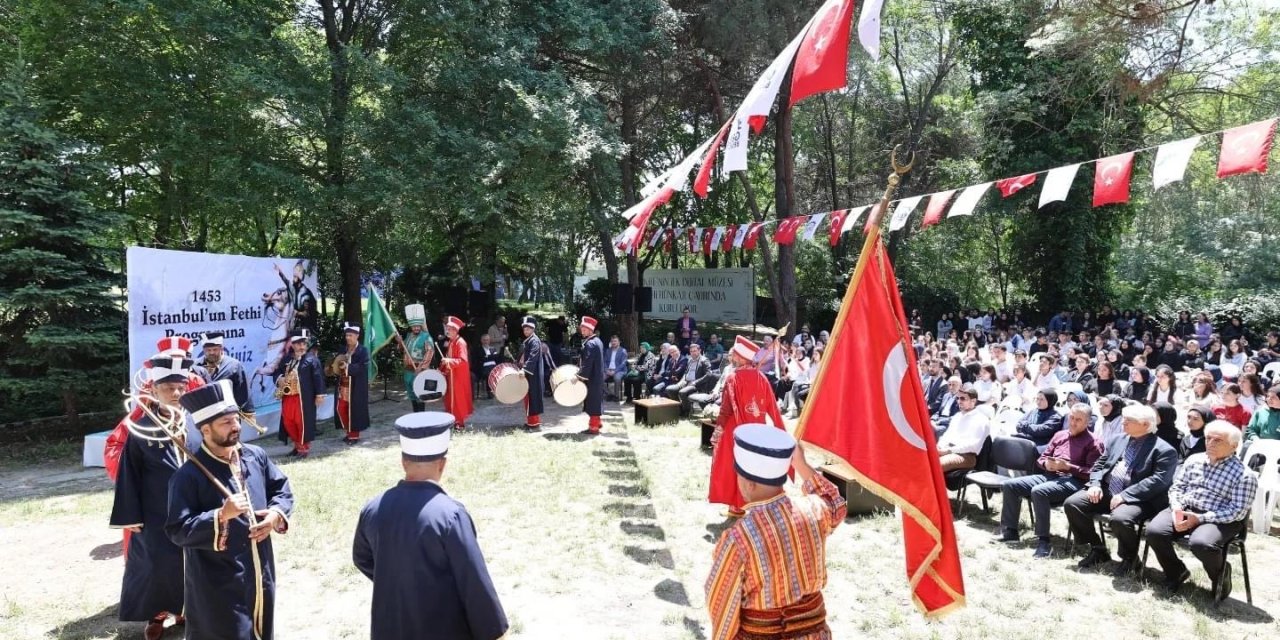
left=1013, top=389, right=1065, bottom=451
left=1152, top=401, right=1183, bottom=456
left=1095, top=394, right=1126, bottom=443
left=1127, top=365, right=1151, bottom=404
left=624, top=342, right=657, bottom=402
left=1181, top=405, right=1214, bottom=459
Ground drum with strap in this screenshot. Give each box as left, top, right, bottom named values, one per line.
left=550, top=364, right=587, bottom=407
left=488, top=363, right=529, bottom=404
left=412, top=369, right=448, bottom=403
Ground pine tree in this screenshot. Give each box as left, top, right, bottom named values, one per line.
left=0, top=59, right=124, bottom=425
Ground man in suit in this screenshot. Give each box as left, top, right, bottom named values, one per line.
left=667, top=343, right=714, bottom=417
left=922, top=358, right=947, bottom=413
left=930, top=376, right=964, bottom=438
left=650, top=344, right=687, bottom=397
left=1064, top=403, right=1180, bottom=575
left=472, top=334, right=505, bottom=400
left=675, top=308, right=696, bottom=353
left=603, top=335, right=628, bottom=401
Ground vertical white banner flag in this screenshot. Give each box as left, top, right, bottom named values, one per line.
left=858, top=0, right=885, bottom=61
left=1152, top=136, right=1200, bottom=191
left=663, top=135, right=718, bottom=193
left=1038, top=163, right=1081, bottom=208
left=801, top=213, right=827, bottom=241
left=889, top=195, right=924, bottom=231
left=841, top=205, right=870, bottom=232
left=732, top=223, right=752, bottom=248
left=710, top=226, right=727, bottom=249
left=723, top=26, right=812, bottom=173
left=948, top=182, right=993, bottom=218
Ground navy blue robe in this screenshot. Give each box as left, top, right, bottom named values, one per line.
left=337, top=344, right=371, bottom=433
left=578, top=335, right=605, bottom=416
left=353, top=481, right=508, bottom=640
left=109, top=415, right=191, bottom=621
left=195, top=355, right=255, bottom=413
left=272, top=353, right=324, bottom=444
left=521, top=334, right=544, bottom=417
left=166, top=444, right=294, bottom=640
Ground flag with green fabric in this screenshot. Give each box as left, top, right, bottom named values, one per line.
left=363, top=285, right=399, bottom=380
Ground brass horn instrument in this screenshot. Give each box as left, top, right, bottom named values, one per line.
left=273, top=366, right=300, bottom=399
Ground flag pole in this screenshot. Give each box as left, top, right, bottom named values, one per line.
left=794, top=145, right=914, bottom=442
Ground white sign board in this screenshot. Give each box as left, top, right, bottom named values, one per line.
left=643, top=268, right=754, bottom=323
left=126, top=247, right=323, bottom=439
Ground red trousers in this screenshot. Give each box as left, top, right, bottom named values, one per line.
left=281, top=395, right=309, bottom=453
left=337, top=398, right=359, bottom=440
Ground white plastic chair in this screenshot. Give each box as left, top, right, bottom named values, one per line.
left=1242, top=439, right=1280, bottom=534
left=1263, top=362, right=1280, bottom=383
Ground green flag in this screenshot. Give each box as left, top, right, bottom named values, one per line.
left=363, top=286, right=399, bottom=380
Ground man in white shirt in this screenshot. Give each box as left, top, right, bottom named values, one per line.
left=937, top=387, right=991, bottom=472
left=989, top=343, right=1013, bottom=383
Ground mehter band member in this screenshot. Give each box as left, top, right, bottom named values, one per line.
left=272, top=329, right=324, bottom=458
left=110, top=353, right=197, bottom=639
left=168, top=380, right=294, bottom=640
left=709, top=337, right=785, bottom=517
left=195, top=331, right=255, bottom=418
left=441, top=316, right=473, bottom=430
left=353, top=412, right=509, bottom=640
left=705, top=425, right=846, bottom=640
left=335, top=322, right=371, bottom=444
left=577, top=316, right=605, bottom=435
left=520, top=316, right=545, bottom=432
left=402, top=304, right=435, bottom=413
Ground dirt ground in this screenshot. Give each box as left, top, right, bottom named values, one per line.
left=1, top=390, right=1277, bottom=639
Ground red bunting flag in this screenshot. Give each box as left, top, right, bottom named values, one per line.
left=1217, top=118, right=1276, bottom=178
left=862, top=202, right=884, bottom=234
left=1092, top=152, right=1135, bottom=207
left=694, top=121, right=734, bottom=198
left=828, top=209, right=847, bottom=246
left=797, top=228, right=965, bottom=618
left=702, top=227, right=716, bottom=256
left=722, top=224, right=738, bottom=252
left=743, top=222, right=767, bottom=250
left=664, top=229, right=674, bottom=253
left=789, top=0, right=858, bottom=108
left=616, top=187, right=674, bottom=253
left=688, top=227, right=699, bottom=253
left=921, top=190, right=956, bottom=229
left=995, top=173, right=1037, bottom=198
left=775, top=216, right=808, bottom=245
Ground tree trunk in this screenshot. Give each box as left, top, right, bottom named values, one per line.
left=775, top=89, right=798, bottom=335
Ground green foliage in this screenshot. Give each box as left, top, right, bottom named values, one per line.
left=578, top=278, right=615, bottom=319
left=1152, top=293, right=1280, bottom=343
left=0, top=60, right=124, bottom=421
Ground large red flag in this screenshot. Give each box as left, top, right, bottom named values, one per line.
left=1092, top=152, right=1134, bottom=207
left=797, top=228, right=965, bottom=618
left=1217, top=118, right=1276, bottom=178
left=920, top=190, right=955, bottom=229
left=790, top=0, right=858, bottom=108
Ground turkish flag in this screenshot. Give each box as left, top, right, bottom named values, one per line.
left=694, top=121, right=733, bottom=198
left=1092, top=152, right=1135, bottom=207
left=702, top=228, right=716, bottom=256
left=688, top=227, right=699, bottom=253
left=798, top=230, right=965, bottom=617
left=663, top=229, right=674, bottom=254
left=789, top=0, right=858, bottom=108
left=828, top=209, right=847, bottom=246
left=722, top=224, right=738, bottom=252
left=743, top=222, right=767, bottom=250
left=774, top=216, right=806, bottom=245
left=995, top=173, right=1037, bottom=198
left=921, top=190, right=955, bottom=229
left=1217, top=118, right=1276, bottom=178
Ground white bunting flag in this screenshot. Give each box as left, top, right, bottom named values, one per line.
left=889, top=195, right=923, bottom=231
left=638, top=166, right=674, bottom=199
left=732, top=223, right=752, bottom=248
left=801, top=213, right=827, bottom=241
left=710, top=226, right=726, bottom=249
left=1152, top=136, right=1200, bottom=191
left=841, top=205, right=870, bottom=232
left=858, top=0, right=885, bottom=61
left=1038, top=163, right=1081, bottom=208
left=948, top=182, right=992, bottom=218
left=723, top=26, right=812, bottom=173
left=663, top=135, right=718, bottom=193
left=648, top=227, right=665, bottom=248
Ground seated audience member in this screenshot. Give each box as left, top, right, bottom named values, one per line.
left=931, top=376, right=964, bottom=437
left=1095, top=395, right=1126, bottom=443
left=922, top=358, right=948, bottom=413
left=1006, top=364, right=1037, bottom=412
left=1181, top=406, right=1214, bottom=458
left=1013, top=390, right=1064, bottom=451
left=1242, top=384, right=1280, bottom=461
left=1238, top=373, right=1265, bottom=412
left=690, top=360, right=734, bottom=418
left=1068, top=354, right=1095, bottom=387
left=1212, top=384, right=1251, bottom=430
left=1153, top=402, right=1183, bottom=456
left=936, top=388, right=990, bottom=472
left=1144, top=423, right=1257, bottom=601
left=998, top=403, right=1104, bottom=557
left=1127, top=364, right=1152, bottom=404
left=704, top=334, right=725, bottom=368
left=1146, top=364, right=1177, bottom=406
left=1181, top=339, right=1206, bottom=372
left=624, top=342, right=657, bottom=402
left=604, top=335, right=628, bottom=401
left=1183, top=371, right=1220, bottom=409
left=648, top=344, right=685, bottom=397
left=973, top=364, right=1002, bottom=408
left=665, top=343, right=710, bottom=416
left=990, top=344, right=1013, bottom=382
left=1065, top=404, right=1179, bottom=575
left=1091, top=360, right=1118, bottom=397
left=1031, top=355, right=1060, bottom=392
left=784, top=346, right=822, bottom=419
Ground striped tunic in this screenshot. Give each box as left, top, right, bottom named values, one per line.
left=705, top=473, right=847, bottom=640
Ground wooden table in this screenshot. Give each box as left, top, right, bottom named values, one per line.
left=820, top=463, right=894, bottom=515
left=634, top=397, right=681, bottom=426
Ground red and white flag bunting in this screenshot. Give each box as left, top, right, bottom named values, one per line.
left=711, top=226, right=727, bottom=250
left=1038, top=163, right=1081, bottom=208
left=1218, top=118, right=1276, bottom=178
left=842, top=205, right=869, bottom=232
left=889, top=195, right=923, bottom=231
left=732, top=223, right=752, bottom=248
left=1153, top=137, right=1200, bottom=191
left=947, top=183, right=991, bottom=218
left=802, top=213, right=827, bottom=241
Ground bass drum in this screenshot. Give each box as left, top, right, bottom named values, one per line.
left=550, top=364, right=587, bottom=407
left=488, top=363, right=529, bottom=404
left=412, top=369, right=448, bottom=403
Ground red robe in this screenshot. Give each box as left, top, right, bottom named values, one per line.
left=444, top=336, right=474, bottom=425
left=708, top=366, right=786, bottom=509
